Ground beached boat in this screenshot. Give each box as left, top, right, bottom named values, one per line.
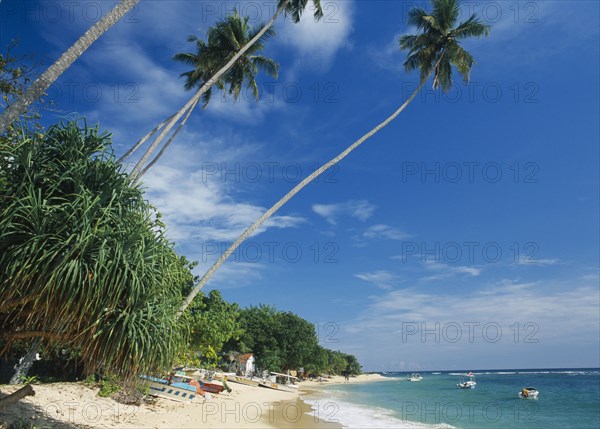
left=257, top=373, right=299, bottom=393
left=407, top=373, right=423, bottom=382
left=270, top=372, right=299, bottom=391
left=457, top=372, right=477, bottom=389
left=171, top=373, right=225, bottom=394
left=229, top=376, right=261, bottom=387
left=518, top=387, right=539, bottom=399
left=141, top=375, right=199, bottom=403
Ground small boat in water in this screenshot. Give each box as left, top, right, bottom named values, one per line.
left=519, top=387, right=539, bottom=399
left=457, top=372, right=477, bottom=389
left=408, top=373, right=423, bottom=382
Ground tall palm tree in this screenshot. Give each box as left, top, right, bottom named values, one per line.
left=132, top=11, right=279, bottom=180
left=0, top=0, right=140, bottom=132
left=127, top=0, right=323, bottom=179
left=179, top=0, right=491, bottom=313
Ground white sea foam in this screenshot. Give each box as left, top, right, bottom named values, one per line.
left=303, top=394, right=456, bottom=429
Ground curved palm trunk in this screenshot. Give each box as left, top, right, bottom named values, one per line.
left=0, top=0, right=140, bottom=133
left=129, top=1, right=289, bottom=180
left=136, top=98, right=199, bottom=179
left=179, top=73, right=432, bottom=314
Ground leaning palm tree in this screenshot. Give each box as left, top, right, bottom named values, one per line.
left=0, top=0, right=140, bottom=132
left=132, top=11, right=279, bottom=179
left=126, top=0, right=323, bottom=179
left=180, top=0, right=491, bottom=312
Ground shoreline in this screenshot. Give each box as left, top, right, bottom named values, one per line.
left=0, top=374, right=385, bottom=428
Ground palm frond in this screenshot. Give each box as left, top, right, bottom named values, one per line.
left=250, top=55, right=279, bottom=79
left=450, top=14, right=491, bottom=39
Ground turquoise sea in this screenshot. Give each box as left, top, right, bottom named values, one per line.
left=303, top=369, right=600, bottom=429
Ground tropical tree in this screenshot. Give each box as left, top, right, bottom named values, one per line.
left=124, top=0, right=323, bottom=179
left=180, top=0, right=491, bottom=312
left=131, top=10, right=279, bottom=179
left=0, top=120, right=191, bottom=379
left=0, top=0, right=140, bottom=132
left=178, top=290, right=243, bottom=367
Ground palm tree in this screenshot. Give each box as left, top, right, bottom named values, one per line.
left=179, top=0, right=491, bottom=313
left=126, top=0, right=323, bottom=179
left=0, top=0, right=140, bottom=132
left=132, top=11, right=279, bottom=179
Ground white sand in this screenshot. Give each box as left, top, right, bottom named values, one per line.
left=0, top=378, right=354, bottom=428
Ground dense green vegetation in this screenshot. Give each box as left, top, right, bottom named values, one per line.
left=222, top=305, right=362, bottom=376
left=0, top=121, right=191, bottom=378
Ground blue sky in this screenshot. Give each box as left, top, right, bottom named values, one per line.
left=2, top=0, right=599, bottom=371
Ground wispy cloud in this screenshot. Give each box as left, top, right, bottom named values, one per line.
left=355, top=270, right=401, bottom=290
left=312, top=200, right=375, bottom=225
left=278, top=0, right=354, bottom=70
left=342, top=279, right=600, bottom=370
left=515, top=256, right=560, bottom=266
left=140, top=132, right=306, bottom=245
left=363, top=224, right=410, bottom=240
left=419, top=261, right=482, bottom=281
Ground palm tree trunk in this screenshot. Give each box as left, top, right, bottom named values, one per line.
left=9, top=338, right=41, bottom=385
left=0, top=0, right=140, bottom=133
left=129, top=1, right=289, bottom=180
left=136, top=98, right=199, bottom=179
left=179, top=73, right=433, bottom=314
left=117, top=112, right=176, bottom=164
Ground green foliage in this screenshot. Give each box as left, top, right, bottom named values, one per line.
left=0, top=42, right=48, bottom=145
left=0, top=120, right=191, bottom=379
left=399, top=0, right=490, bottom=91
left=179, top=290, right=243, bottom=367
left=19, top=375, right=40, bottom=385
left=98, top=377, right=121, bottom=397
left=173, top=9, right=279, bottom=106
left=226, top=305, right=361, bottom=375
left=278, top=0, right=324, bottom=23
left=83, top=374, right=97, bottom=387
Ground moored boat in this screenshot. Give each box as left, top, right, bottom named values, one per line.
left=518, top=387, right=539, bottom=399
left=457, top=372, right=477, bottom=389
left=408, top=373, right=423, bottom=382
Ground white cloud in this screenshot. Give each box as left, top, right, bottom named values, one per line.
left=516, top=256, right=559, bottom=266
left=342, top=280, right=600, bottom=370
left=419, top=261, right=482, bottom=281
left=312, top=200, right=375, bottom=225
left=278, top=0, right=354, bottom=69
left=368, top=32, right=405, bottom=73
left=136, top=129, right=305, bottom=245
left=363, top=224, right=410, bottom=240
left=355, top=270, right=400, bottom=290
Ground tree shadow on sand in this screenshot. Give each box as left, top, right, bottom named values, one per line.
left=0, top=386, right=92, bottom=429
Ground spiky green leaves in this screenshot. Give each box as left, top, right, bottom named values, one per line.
left=400, top=0, right=491, bottom=92
left=0, top=121, right=192, bottom=378
left=173, top=10, right=279, bottom=107
left=279, top=0, right=324, bottom=23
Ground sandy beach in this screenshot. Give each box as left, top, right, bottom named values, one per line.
left=0, top=374, right=386, bottom=428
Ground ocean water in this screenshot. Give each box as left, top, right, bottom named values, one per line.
left=303, top=369, right=600, bottom=429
